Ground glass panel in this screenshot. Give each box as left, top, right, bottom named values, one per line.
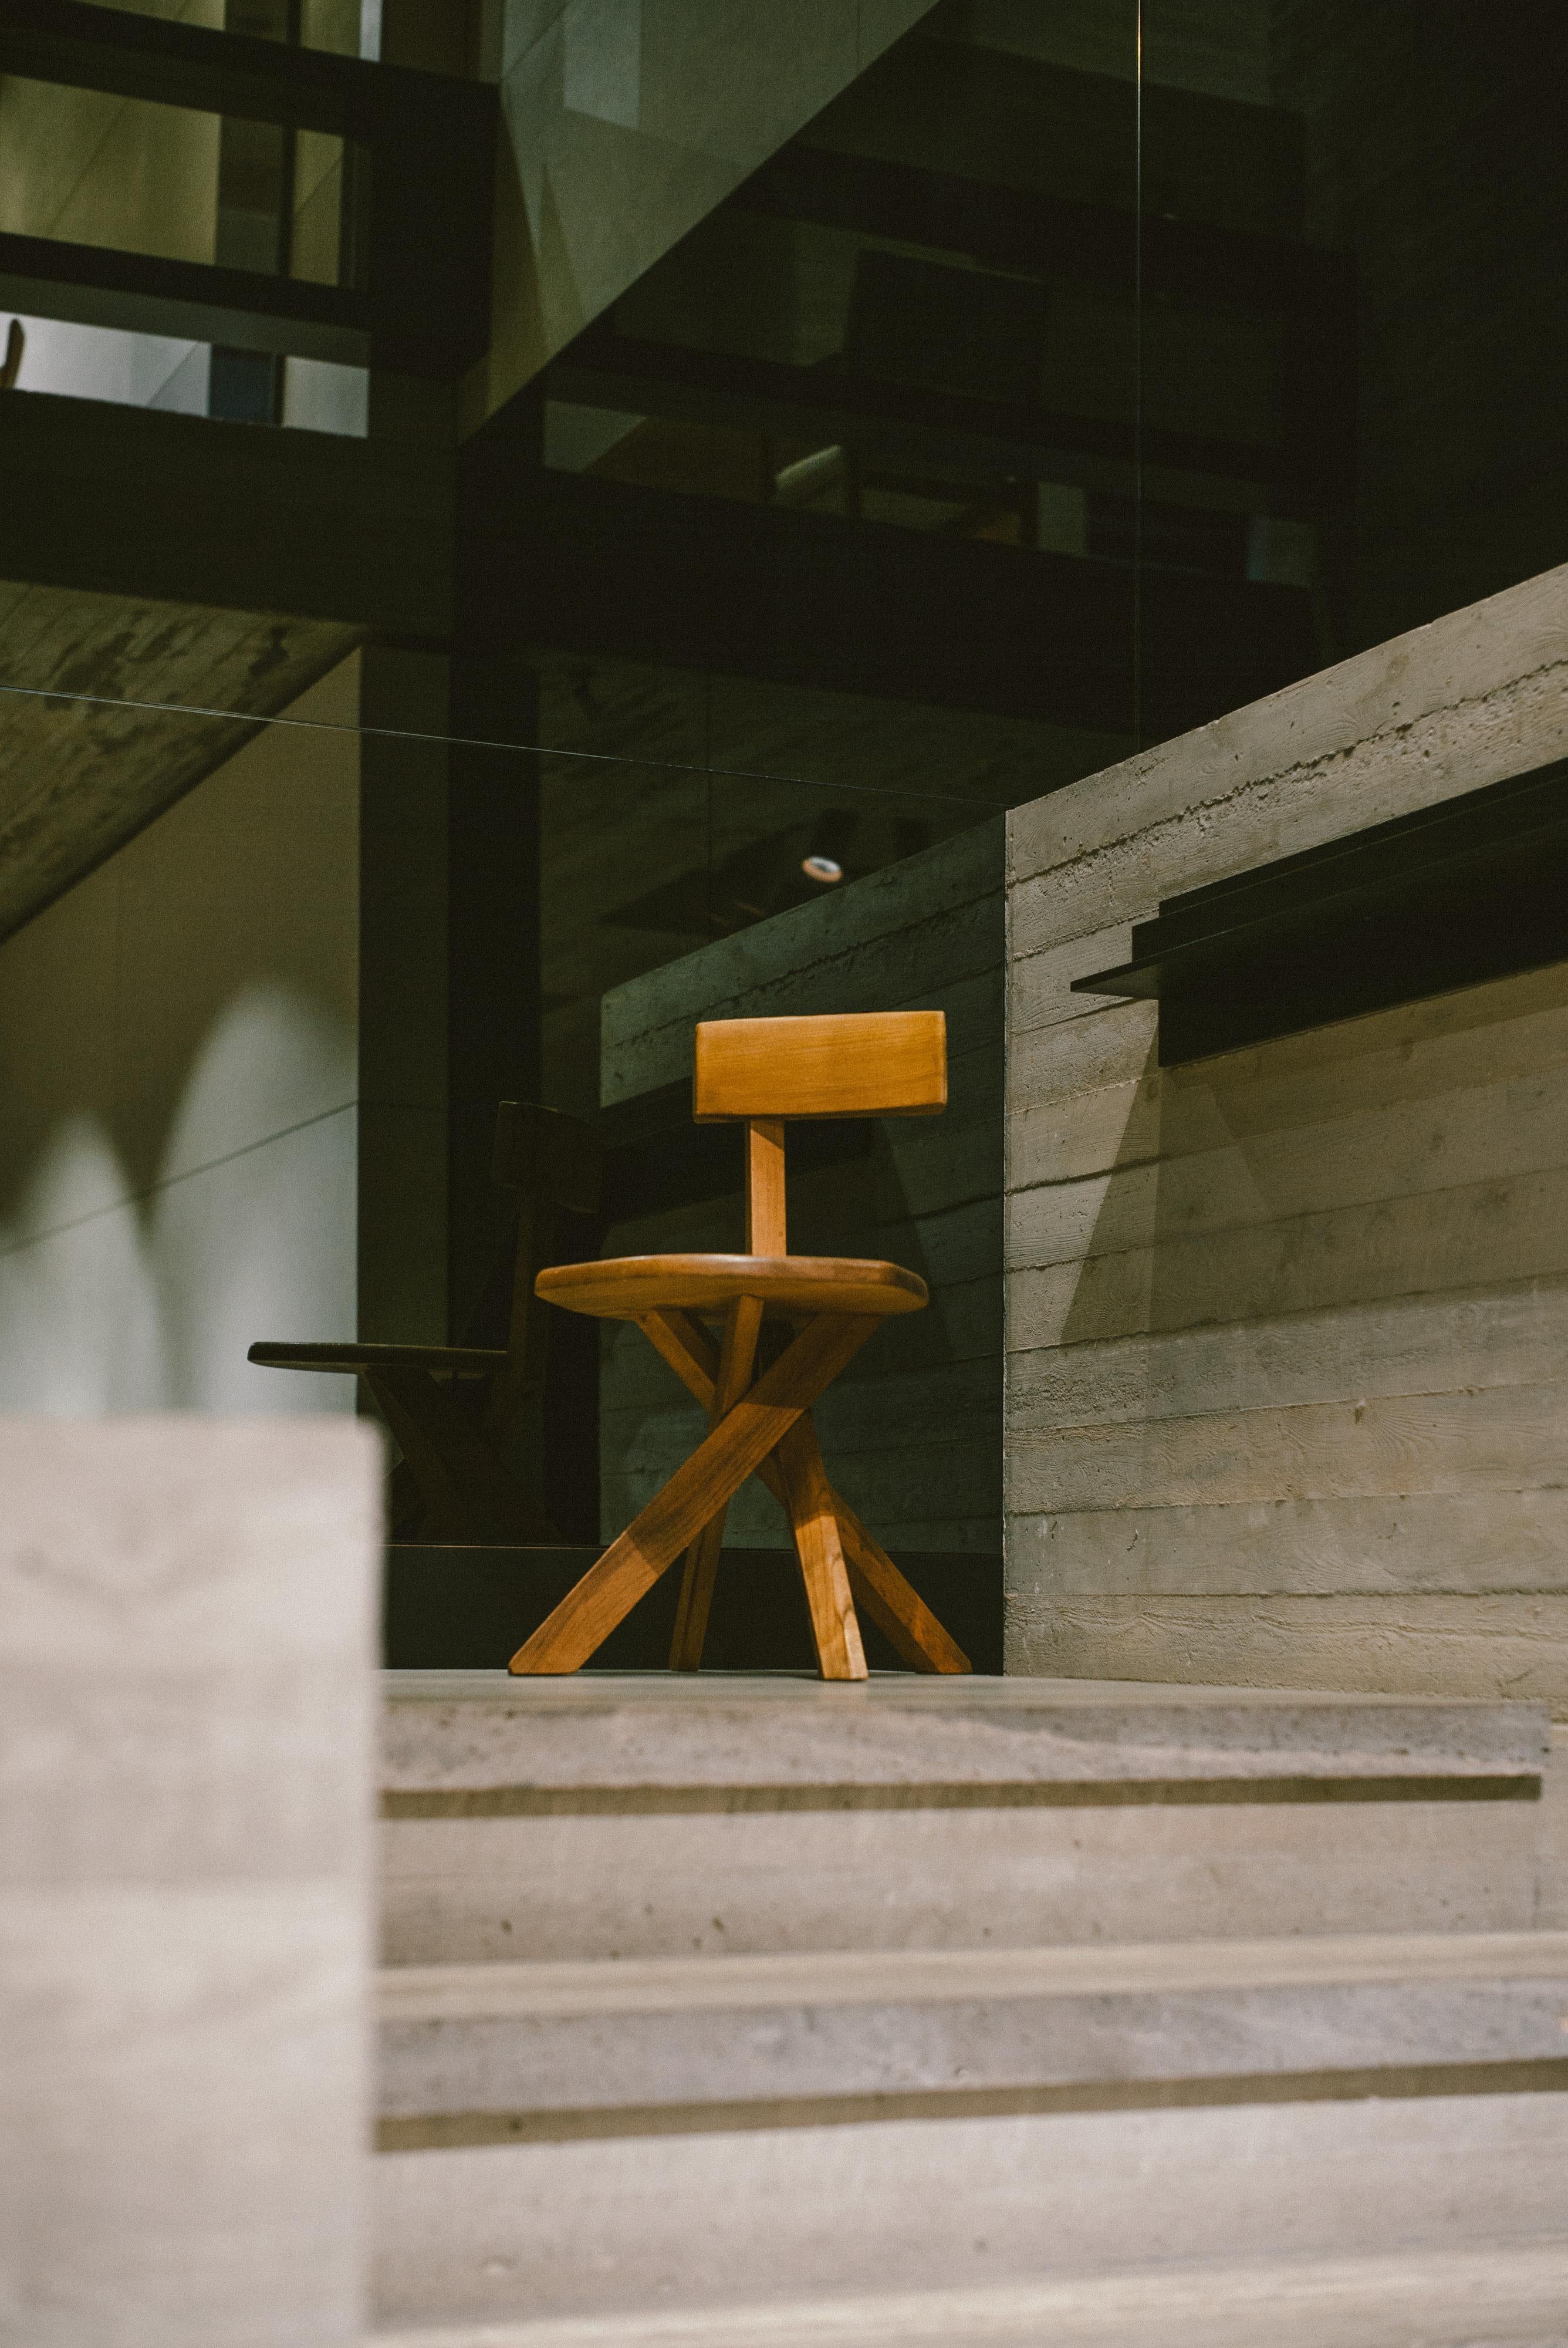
left=1136, top=0, right=1568, bottom=733
left=0, top=0, right=1167, bottom=1665
left=0, top=78, right=220, bottom=266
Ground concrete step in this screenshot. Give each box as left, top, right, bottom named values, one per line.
left=380, top=1673, right=1552, bottom=1961
left=371, top=2241, right=1568, bottom=2345
left=379, top=1930, right=1568, bottom=2141
left=371, top=1931, right=1568, bottom=2329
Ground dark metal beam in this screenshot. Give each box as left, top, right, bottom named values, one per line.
left=0, top=390, right=454, bottom=639
left=461, top=453, right=1318, bottom=741
left=0, top=231, right=368, bottom=366
left=1, top=0, right=419, bottom=136
left=0, top=1, right=495, bottom=376
left=545, top=322, right=1312, bottom=507
left=728, top=142, right=1354, bottom=322
left=1, top=384, right=1316, bottom=743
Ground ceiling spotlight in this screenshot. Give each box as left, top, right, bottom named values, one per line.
left=801, top=853, right=843, bottom=884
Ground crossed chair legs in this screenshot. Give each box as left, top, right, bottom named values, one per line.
left=507, top=1303, right=971, bottom=1678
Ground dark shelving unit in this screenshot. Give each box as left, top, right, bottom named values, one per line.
left=1073, top=753, right=1568, bottom=1064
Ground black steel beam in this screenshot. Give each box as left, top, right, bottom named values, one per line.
left=461, top=454, right=1318, bottom=741
left=1, top=0, right=413, bottom=136
left=0, top=1, right=495, bottom=376
left=545, top=321, right=1308, bottom=505
left=0, top=230, right=368, bottom=365
left=728, top=142, right=1354, bottom=322
left=0, top=389, right=454, bottom=638
left=1, top=382, right=1316, bottom=742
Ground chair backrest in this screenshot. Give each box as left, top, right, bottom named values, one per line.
left=692, top=1011, right=946, bottom=1124
left=491, top=1099, right=603, bottom=1214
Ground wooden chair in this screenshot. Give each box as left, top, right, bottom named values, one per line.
left=249, top=1101, right=601, bottom=1545
left=510, top=1012, right=972, bottom=1679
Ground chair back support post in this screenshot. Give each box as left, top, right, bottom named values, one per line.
left=699, top=1010, right=946, bottom=1264
left=744, top=1118, right=788, bottom=1254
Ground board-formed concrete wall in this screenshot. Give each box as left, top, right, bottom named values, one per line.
left=1006, top=559, right=1568, bottom=1711
left=599, top=817, right=1003, bottom=1566
left=0, top=1415, right=380, bottom=2345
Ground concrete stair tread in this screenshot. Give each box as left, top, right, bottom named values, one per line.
left=373, top=1689, right=1568, bottom=2332
left=381, top=1678, right=1554, bottom=1962
left=370, top=2239, right=1568, bottom=2346
left=378, top=1929, right=1568, bottom=2142
left=381, top=1672, right=1549, bottom=1803
left=380, top=1929, right=1568, bottom=2019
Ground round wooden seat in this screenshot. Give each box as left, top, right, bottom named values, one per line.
left=536, top=1253, right=929, bottom=1321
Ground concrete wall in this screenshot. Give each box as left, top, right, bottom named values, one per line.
left=0, top=659, right=360, bottom=1414
left=465, top=0, right=938, bottom=427
left=599, top=817, right=1003, bottom=1561
left=1005, top=558, right=1568, bottom=1711
left=0, top=1414, right=379, bottom=2346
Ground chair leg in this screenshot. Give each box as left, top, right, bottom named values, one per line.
left=839, top=1510, right=971, bottom=1675
left=670, top=1296, right=764, bottom=1671
left=384, top=1453, right=428, bottom=1540
left=775, top=1412, right=867, bottom=1681
left=768, top=1405, right=968, bottom=1676
left=509, top=1313, right=875, bottom=1674
left=369, top=1368, right=557, bottom=1546
left=638, top=1308, right=972, bottom=1674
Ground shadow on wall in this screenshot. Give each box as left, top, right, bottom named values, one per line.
left=1016, top=952, right=1568, bottom=1699
left=1058, top=956, right=1568, bottom=1352
left=0, top=981, right=357, bottom=1413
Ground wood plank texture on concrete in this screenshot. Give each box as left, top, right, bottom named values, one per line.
left=1007, top=1278, right=1568, bottom=1431
left=1006, top=1593, right=1568, bottom=1708
left=1005, top=557, right=1568, bottom=1709
left=1008, top=1490, right=1568, bottom=1598
left=0, top=1415, right=380, bottom=2343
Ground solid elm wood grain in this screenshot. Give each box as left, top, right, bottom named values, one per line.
left=670, top=1295, right=765, bottom=1671
left=638, top=1307, right=726, bottom=1398
left=693, top=1011, right=947, bottom=1122
left=775, top=1413, right=867, bottom=1679
left=637, top=1307, right=972, bottom=1673
left=536, top=1254, right=928, bottom=1321
left=836, top=1498, right=972, bottom=1674
left=508, top=1313, right=876, bottom=1673
left=745, top=1118, right=788, bottom=1253
left=525, top=1007, right=968, bottom=1675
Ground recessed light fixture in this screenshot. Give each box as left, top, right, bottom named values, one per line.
left=801, top=853, right=843, bottom=884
